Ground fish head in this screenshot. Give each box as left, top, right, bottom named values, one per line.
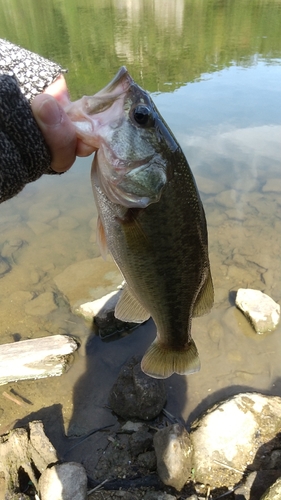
left=67, top=67, right=179, bottom=208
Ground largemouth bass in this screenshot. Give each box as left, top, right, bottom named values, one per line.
left=67, top=67, right=214, bottom=379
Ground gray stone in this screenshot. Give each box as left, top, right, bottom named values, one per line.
left=121, top=421, right=144, bottom=433
left=109, top=356, right=167, bottom=420
left=191, top=393, right=281, bottom=488
left=39, top=462, right=87, bottom=500
left=235, top=471, right=281, bottom=500
left=261, top=477, right=281, bottom=500
left=143, top=492, right=177, bottom=500
left=129, top=429, right=153, bottom=456
left=137, top=450, right=157, bottom=470
left=153, top=423, right=193, bottom=491
left=28, top=421, right=58, bottom=473
left=235, top=288, right=280, bottom=333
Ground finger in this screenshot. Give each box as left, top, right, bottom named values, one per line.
left=75, top=139, right=97, bottom=157
left=31, top=94, right=77, bottom=172
left=43, top=74, right=70, bottom=107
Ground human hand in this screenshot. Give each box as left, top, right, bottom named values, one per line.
left=31, top=75, right=97, bottom=173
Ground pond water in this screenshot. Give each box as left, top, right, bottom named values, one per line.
left=0, top=0, right=280, bottom=457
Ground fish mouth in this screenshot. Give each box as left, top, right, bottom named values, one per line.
left=82, top=67, right=133, bottom=116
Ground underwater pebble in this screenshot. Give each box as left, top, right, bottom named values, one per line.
left=27, top=220, right=51, bottom=235
left=54, top=257, right=122, bottom=306
left=215, top=189, right=237, bottom=209
left=235, top=288, right=280, bottom=334
left=0, top=255, right=11, bottom=277
left=262, top=178, right=281, bottom=193
left=195, top=175, right=224, bottom=195
left=24, top=292, right=58, bottom=316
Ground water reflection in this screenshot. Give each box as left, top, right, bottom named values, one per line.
left=0, top=0, right=280, bottom=464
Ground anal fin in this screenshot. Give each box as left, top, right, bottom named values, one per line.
left=115, top=283, right=150, bottom=323
left=192, top=268, right=214, bottom=317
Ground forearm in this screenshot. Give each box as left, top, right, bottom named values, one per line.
left=0, top=39, right=65, bottom=203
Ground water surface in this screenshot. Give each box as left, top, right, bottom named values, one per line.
left=0, top=0, right=280, bottom=457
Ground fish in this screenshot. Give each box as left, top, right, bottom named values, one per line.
left=66, top=67, right=214, bottom=379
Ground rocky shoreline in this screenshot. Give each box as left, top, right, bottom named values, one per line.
left=1, top=358, right=281, bottom=500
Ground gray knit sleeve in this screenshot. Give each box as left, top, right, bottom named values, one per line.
left=0, top=38, right=65, bottom=102
left=0, top=39, right=66, bottom=203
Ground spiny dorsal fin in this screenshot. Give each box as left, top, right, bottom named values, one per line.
left=192, top=269, right=214, bottom=317
left=141, top=339, right=200, bottom=379
left=115, top=283, right=150, bottom=323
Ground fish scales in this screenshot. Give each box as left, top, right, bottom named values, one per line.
left=66, top=66, right=214, bottom=379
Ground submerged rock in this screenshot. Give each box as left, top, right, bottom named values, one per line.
left=0, top=255, right=11, bottom=277
left=153, top=423, right=193, bottom=491
left=191, top=393, right=281, bottom=488
left=77, top=289, right=139, bottom=337
left=109, top=356, right=167, bottom=420
left=235, top=288, right=280, bottom=333
left=24, top=292, right=58, bottom=316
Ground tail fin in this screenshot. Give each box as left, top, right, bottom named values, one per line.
left=141, top=339, right=200, bottom=379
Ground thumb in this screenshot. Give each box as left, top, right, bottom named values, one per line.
left=31, top=94, right=77, bottom=172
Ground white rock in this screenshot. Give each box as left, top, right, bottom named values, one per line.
left=235, top=288, right=280, bottom=333
left=191, top=393, right=281, bottom=488
left=39, top=462, right=87, bottom=500
left=153, top=424, right=192, bottom=491
left=77, top=290, right=120, bottom=320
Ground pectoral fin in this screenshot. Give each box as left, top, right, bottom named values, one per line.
left=141, top=339, right=200, bottom=379
left=115, top=283, right=150, bottom=323
left=192, top=269, right=214, bottom=317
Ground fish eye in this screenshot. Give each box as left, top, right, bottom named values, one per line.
left=133, top=105, right=153, bottom=127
